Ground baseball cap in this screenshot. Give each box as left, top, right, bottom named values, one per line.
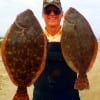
left=43, top=0, right=62, bottom=11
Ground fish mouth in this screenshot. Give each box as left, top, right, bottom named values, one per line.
left=64, top=15, right=73, bottom=24
left=14, top=21, right=28, bottom=29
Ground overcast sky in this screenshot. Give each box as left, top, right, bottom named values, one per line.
left=0, top=0, right=100, bottom=38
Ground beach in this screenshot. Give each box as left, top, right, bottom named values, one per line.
left=0, top=43, right=100, bottom=100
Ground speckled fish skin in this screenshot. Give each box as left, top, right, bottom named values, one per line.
left=1, top=9, right=47, bottom=99
left=61, top=7, right=98, bottom=90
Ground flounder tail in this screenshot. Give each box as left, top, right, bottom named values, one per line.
left=13, top=86, right=29, bottom=100
left=74, top=74, right=89, bottom=90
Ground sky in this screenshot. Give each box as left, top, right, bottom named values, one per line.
left=0, top=0, right=100, bottom=39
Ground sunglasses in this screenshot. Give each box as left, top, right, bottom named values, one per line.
left=43, top=7, right=61, bottom=15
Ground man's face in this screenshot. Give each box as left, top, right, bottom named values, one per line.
left=42, top=5, right=63, bottom=27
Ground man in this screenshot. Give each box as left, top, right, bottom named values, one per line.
left=42, top=0, right=63, bottom=42
left=33, top=0, right=80, bottom=100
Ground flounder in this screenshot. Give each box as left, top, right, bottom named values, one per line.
left=61, top=7, right=98, bottom=90
left=1, top=9, right=47, bottom=100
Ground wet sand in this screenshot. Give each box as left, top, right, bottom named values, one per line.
left=0, top=43, right=100, bottom=100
